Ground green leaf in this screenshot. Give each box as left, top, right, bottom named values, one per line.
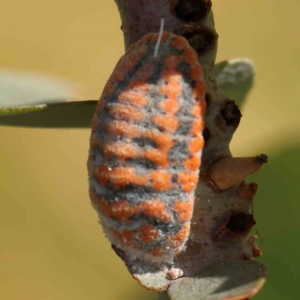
left=216, top=58, right=255, bottom=108
left=214, top=60, right=229, bottom=77
left=0, top=101, right=97, bottom=128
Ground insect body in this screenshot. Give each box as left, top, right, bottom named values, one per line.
left=88, top=32, right=205, bottom=263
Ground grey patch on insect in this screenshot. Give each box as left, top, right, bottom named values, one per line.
left=153, top=219, right=183, bottom=236
left=116, top=184, right=185, bottom=205
left=126, top=157, right=158, bottom=170
left=134, top=235, right=175, bottom=254
left=92, top=114, right=111, bottom=141
left=136, top=240, right=167, bottom=253
left=89, top=176, right=189, bottom=205
left=168, top=141, right=190, bottom=161
left=94, top=204, right=181, bottom=235
left=133, top=137, right=158, bottom=149
left=180, top=79, right=195, bottom=104
left=175, top=104, right=192, bottom=118
left=89, top=146, right=105, bottom=165
left=104, top=214, right=183, bottom=241
left=128, top=215, right=178, bottom=232
left=144, top=84, right=165, bottom=116
left=170, top=163, right=185, bottom=172
left=107, top=154, right=125, bottom=167
left=93, top=204, right=188, bottom=261
left=175, top=119, right=193, bottom=136
left=147, top=85, right=163, bottom=102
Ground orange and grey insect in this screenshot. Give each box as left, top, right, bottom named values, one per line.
left=88, top=31, right=206, bottom=263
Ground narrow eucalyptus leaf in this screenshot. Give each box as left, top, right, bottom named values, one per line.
left=0, top=101, right=97, bottom=128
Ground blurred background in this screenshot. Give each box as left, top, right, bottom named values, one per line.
left=0, top=0, right=299, bottom=299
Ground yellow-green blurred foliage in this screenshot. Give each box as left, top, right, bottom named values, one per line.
left=0, top=1, right=299, bottom=299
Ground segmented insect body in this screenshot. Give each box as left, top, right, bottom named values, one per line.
left=88, top=32, right=206, bottom=263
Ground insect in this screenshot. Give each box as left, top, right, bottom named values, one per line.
left=87, top=28, right=206, bottom=265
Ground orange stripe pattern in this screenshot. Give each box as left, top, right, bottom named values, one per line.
left=88, top=32, right=206, bottom=263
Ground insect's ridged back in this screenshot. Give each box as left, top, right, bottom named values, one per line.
left=88, top=32, right=205, bottom=262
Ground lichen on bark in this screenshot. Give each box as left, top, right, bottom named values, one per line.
left=113, top=0, right=267, bottom=299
